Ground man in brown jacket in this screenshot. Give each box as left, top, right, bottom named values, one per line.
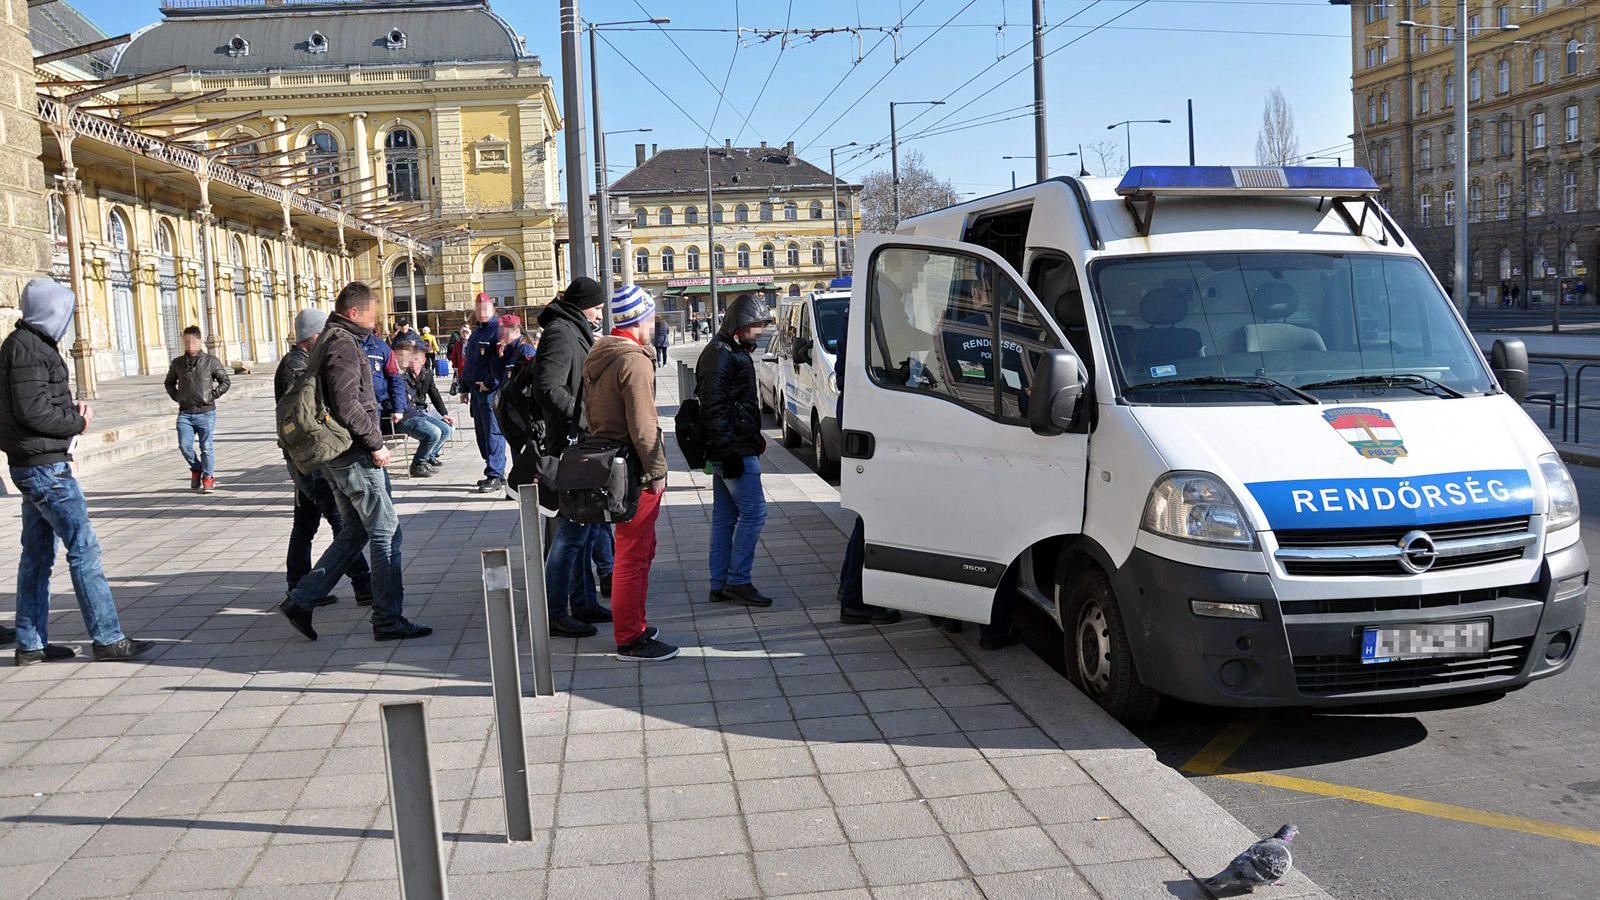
left=583, top=284, right=674, bottom=661
left=278, top=282, right=430, bottom=643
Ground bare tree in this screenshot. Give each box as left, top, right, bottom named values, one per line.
left=859, top=150, right=958, bottom=232
left=1084, top=139, right=1124, bottom=177
left=1255, top=88, right=1300, bottom=166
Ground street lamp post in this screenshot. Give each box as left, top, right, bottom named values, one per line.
left=559, top=1, right=592, bottom=279
left=828, top=142, right=857, bottom=278
left=1394, top=12, right=1517, bottom=312
left=890, top=99, right=944, bottom=228
left=1305, top=155, right=1344, bottom=166
left=706, top=146, right=720, bottom=336
left=587, top=16, right=666, bottom=331
left=1105, top=118, right=1173, bottom=169
left=1002, top=152, right=1080, bottom=186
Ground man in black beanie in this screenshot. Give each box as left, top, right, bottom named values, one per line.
left=532, top=277, right=612, bottom=636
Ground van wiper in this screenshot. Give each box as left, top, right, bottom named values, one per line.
left=1299, top=373, right=1464, bottom=398
left=1125, top=375, right=1318, bottom=404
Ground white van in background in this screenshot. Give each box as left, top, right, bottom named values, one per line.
left=769, top=290, right=851, bottom=478
left=842, top=166, right=1586, bottom=723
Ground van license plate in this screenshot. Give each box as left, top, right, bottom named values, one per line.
left=1361, top=621, right=1490, bottom=664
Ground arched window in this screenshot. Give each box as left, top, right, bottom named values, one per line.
left=809, top=200, right=824, bottom=219
left=107, top=208, right=129, bottom=250
left=813, top=282, right=826, bottom=292
left=385, top=127, right=420, bottom=201
left=392, top=259, right=423, bottom=317
left=686, top=246, right=700, bottom=271
left=483, top=252, right=516, bottom=304
left=658, top=207, right=674, bottom=226
left=761, top=243, right=775, bottom=267
left=759, top=201, right=774, bottom=222
left=735, top=204, right=749, bottom=223
left=1499, top=247, right=1512, bottom=280
left=1497, top=58, right=1511, bottom=93
left=635, top=248, right=650, bottom=274
left=307, top=130, right=341, bottom=199
left=1566, top=39, right=1580, bottom=75
left=155, top=220, right=175, bottom=258
left=1534, top=48, right=1547, bottom=83
left=785, top=242, right=799, bottom=267
left=1469, top=66, right=1482, bottom=101
left=811, top=241, right=825, bottom=266
left=229, top=235, right=244, bottom=267
left=47, top=195, right=68, bottom=279
left=634, top=207, right=648, bottom=227
left=783, top=201, right=798, bottom=221
left=713, top=245, right=726, bottom=269
left=713, top=204, right=724, bottom=223
left=685, top=206, right=699, bottom=224
left=661, top=247, right=675, bottom=273
left=260, top=241, right=275, bottom=279
left=1367, top=95, right=1377, bottom=125
left=788, top=283, right=801, bottom=297
left=736, top=244, right=750, bottom=268
left=611, top=248, right=623, bottom=277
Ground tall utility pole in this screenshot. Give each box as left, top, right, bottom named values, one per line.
left=1520, top=119, right=1530, bottom=311
left=1187, top=99, right=1196, bottom=165
left=829, top=142, right=857, bottom=278
left=1031, top=0, right=1048, bottom=183
left=560, top=0, right=592, bottom=279
left=706, top=146, right=720, bottom=336
left=890, top=100, right=943, bottom=228
left=1452, top=0, right=1469, bottom=313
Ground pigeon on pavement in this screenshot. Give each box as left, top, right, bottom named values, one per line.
left=1201, top=823, right=1298, bottom=895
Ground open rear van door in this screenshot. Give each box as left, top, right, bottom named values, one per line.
left=840, top=234, right=1090, bottom=623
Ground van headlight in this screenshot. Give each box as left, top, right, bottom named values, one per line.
left=1539, top=453, right=1580, bottom=531
left=1142, top=472, right=1257, bottom=548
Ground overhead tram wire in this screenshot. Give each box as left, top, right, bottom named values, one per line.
left=733, top=0, right=794, bottom=145
left=630, top=0, right=752, bottom=141
left=593, top=30, right=714, bottom=139
left=706, top=0, right=742, bottom=139
left=782, top=0, right=930, bottom=150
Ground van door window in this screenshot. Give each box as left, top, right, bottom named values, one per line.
left=868, top=245, right=1054, bottom=419
left=1027, top=255, right=1095, bottom=380
left=961, top=206, right=1032, bottom=273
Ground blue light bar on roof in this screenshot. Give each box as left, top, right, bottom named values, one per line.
left=828, top=275, right=852, bottom=289
left=1115, top=166, right=1381, bottom=197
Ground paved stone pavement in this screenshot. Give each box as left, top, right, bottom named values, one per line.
left=0, top=343, right=1329, bottom=899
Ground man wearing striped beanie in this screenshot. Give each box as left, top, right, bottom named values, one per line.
left=582, top=285, right=676, bottom=661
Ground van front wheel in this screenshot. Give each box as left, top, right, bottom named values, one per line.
left=812, top=412, right=840, bottom=479
left=1059, top=566, right=1160, bottom=726
left=780, top=397, right=802, bottom=447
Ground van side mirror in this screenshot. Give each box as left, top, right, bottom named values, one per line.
left=794, top=338, right=813, bottom=365
left=1490, top=338, right=1529, bottom=403
left=1028, top=350, right=1084, bottom=436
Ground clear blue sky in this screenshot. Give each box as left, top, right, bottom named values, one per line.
left=65, top=0, right=1358, bottom=193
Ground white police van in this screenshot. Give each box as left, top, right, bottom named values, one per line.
left=842, top=166, right=1587, bottom=723
left=770, top=289, right=851, bottom=478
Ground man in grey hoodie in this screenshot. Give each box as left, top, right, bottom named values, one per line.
left=0, top=279, right=150, bottom=665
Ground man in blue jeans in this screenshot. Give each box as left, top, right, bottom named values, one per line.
left=392, top=340, right=455, bottom=478
left=164, top=325, right=230, bottom=493
left=459, top=292, right=507, bottom=493
left=0, top=279, right=151, bottom=664
left=695, top=295, right=774, bottom=608
left=278, top=281, right=430, bottom=643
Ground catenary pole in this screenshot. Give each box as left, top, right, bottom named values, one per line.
left=1031, top=0, right=1048, bottom=183
left=1452, top=0, right=1469, bottom=312
left=560, top=0, right=592, bottom=279
left=589, top=23, right=611, bottom=330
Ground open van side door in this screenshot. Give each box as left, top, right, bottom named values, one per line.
left=841, top=233, right=1090, bottom=624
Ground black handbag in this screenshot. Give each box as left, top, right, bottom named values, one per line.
left=549, top=372, right=641, bottom=523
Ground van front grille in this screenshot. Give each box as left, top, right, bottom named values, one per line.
left=1275, top=517, right=1533, bottom=577
left=1293, top=640, right=1528, bottom=695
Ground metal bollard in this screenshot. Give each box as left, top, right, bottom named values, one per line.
left=480, top=548, right=534, bottom=842
left=379, top=701, right=449, bottom=899
left=518, top=489, right=556, bottom=697
left=676, top=359, right=696, bottom=400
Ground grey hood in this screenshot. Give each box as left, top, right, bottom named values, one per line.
left=20, top=278, right=74, bottom=343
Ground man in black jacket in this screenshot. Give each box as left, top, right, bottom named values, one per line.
left=275, top=308, right=373, bottom=608
left=531, top=276, right=610, bottom=637
left=278, top=282, right=430, bottom=643
left=695, top=294, right=774, bottom=608
left=0, top=279, right=150, bottom=664
left=164, top=325, right=230, bottom=493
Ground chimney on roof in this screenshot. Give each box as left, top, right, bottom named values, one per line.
left=635, top=144, right=646, bottom=167
left=785, top=141, right=794, bottom=156
left=724, top=138, right=732, bottom=150
left=759, top=140, right=767, bottom=149
left=651, top=143, right=658, bottom=157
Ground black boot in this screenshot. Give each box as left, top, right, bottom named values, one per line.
left=278, top=597, right=317, bottom=641
left=91, top=638, right=155, bottom=661
left=373, top=618, right=433, bottom=641
left=717, top=584, right=774, bottom=608
left=840, top=605, right=902, bottom=625
left=15, top=644, right=76, bottom=666
left=550, top=614, right=598, bottom=638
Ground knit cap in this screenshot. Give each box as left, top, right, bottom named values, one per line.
left=294, top=307, right=327, bottom=343
left=612, top=284, right=655, bottom=328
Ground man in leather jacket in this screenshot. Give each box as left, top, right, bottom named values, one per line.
left=694, top=294, right=774, bottom=608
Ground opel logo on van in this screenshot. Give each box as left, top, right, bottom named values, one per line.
left=1397, top=530, right=1438, bottom=574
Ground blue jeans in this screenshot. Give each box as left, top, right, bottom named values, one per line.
left=9, top=463, right=127, bottom=650
left=287, top=466, right=372, bottom=598
left=470, top=390, right=506, bottom=479
left=287, top=451, right=405, bottom=627
left=710, top=455, right=767, bottom=589
left=592, top=524, right=614, bottom=578
left=398, top=412, right=453, bottom=468
left=176, top=411, right=216, bottom=477
left=839, top=516, right=866, bottom=611
left=545, top=518, right=602, bottom=617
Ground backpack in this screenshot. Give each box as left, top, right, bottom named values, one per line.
left=276, top=330, right=353, bottom=474
left=552, top=436, right=640, bottom=524
left=674, top=395, right=706, bottom=469
left=494, top=358, right=543, bottom=459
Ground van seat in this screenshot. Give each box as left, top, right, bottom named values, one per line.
left=1239, top=283, right=1326, bottom=353
left=1130, top=287, right=1202, bottom=366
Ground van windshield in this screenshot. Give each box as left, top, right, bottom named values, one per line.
left=814, top=297, right=849, bottom=354
left=1089, top=252, right=1494, bottom=404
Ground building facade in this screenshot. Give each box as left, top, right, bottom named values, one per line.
left=28, top=1, right=429, bottom=394
left=113, top=0, right=563, bottom=333
left=1352, top=0, right=1600, bottom=306
left=608, top=142, right=860, bottom=320
left=2, top=0, right=51, bottom=329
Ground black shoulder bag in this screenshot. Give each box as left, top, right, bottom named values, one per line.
left=550, top=369, right=642, bottom=524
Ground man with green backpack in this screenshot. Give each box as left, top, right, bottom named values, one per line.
left=276, top=282, right=430, bottom=642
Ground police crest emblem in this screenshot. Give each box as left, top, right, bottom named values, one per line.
left=1323, top=406, right=1407, bottom=463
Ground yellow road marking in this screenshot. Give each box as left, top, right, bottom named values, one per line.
left=1179, top=710, right=1271, bottom=776
left=1214, top=769, right=1600, bottom=849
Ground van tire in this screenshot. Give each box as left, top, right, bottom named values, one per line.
left=780, top=398, right=802, bottom=447
left=1059, top=565, right=1160, bottom=726
left=812, top=411, right=840, bottom=479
